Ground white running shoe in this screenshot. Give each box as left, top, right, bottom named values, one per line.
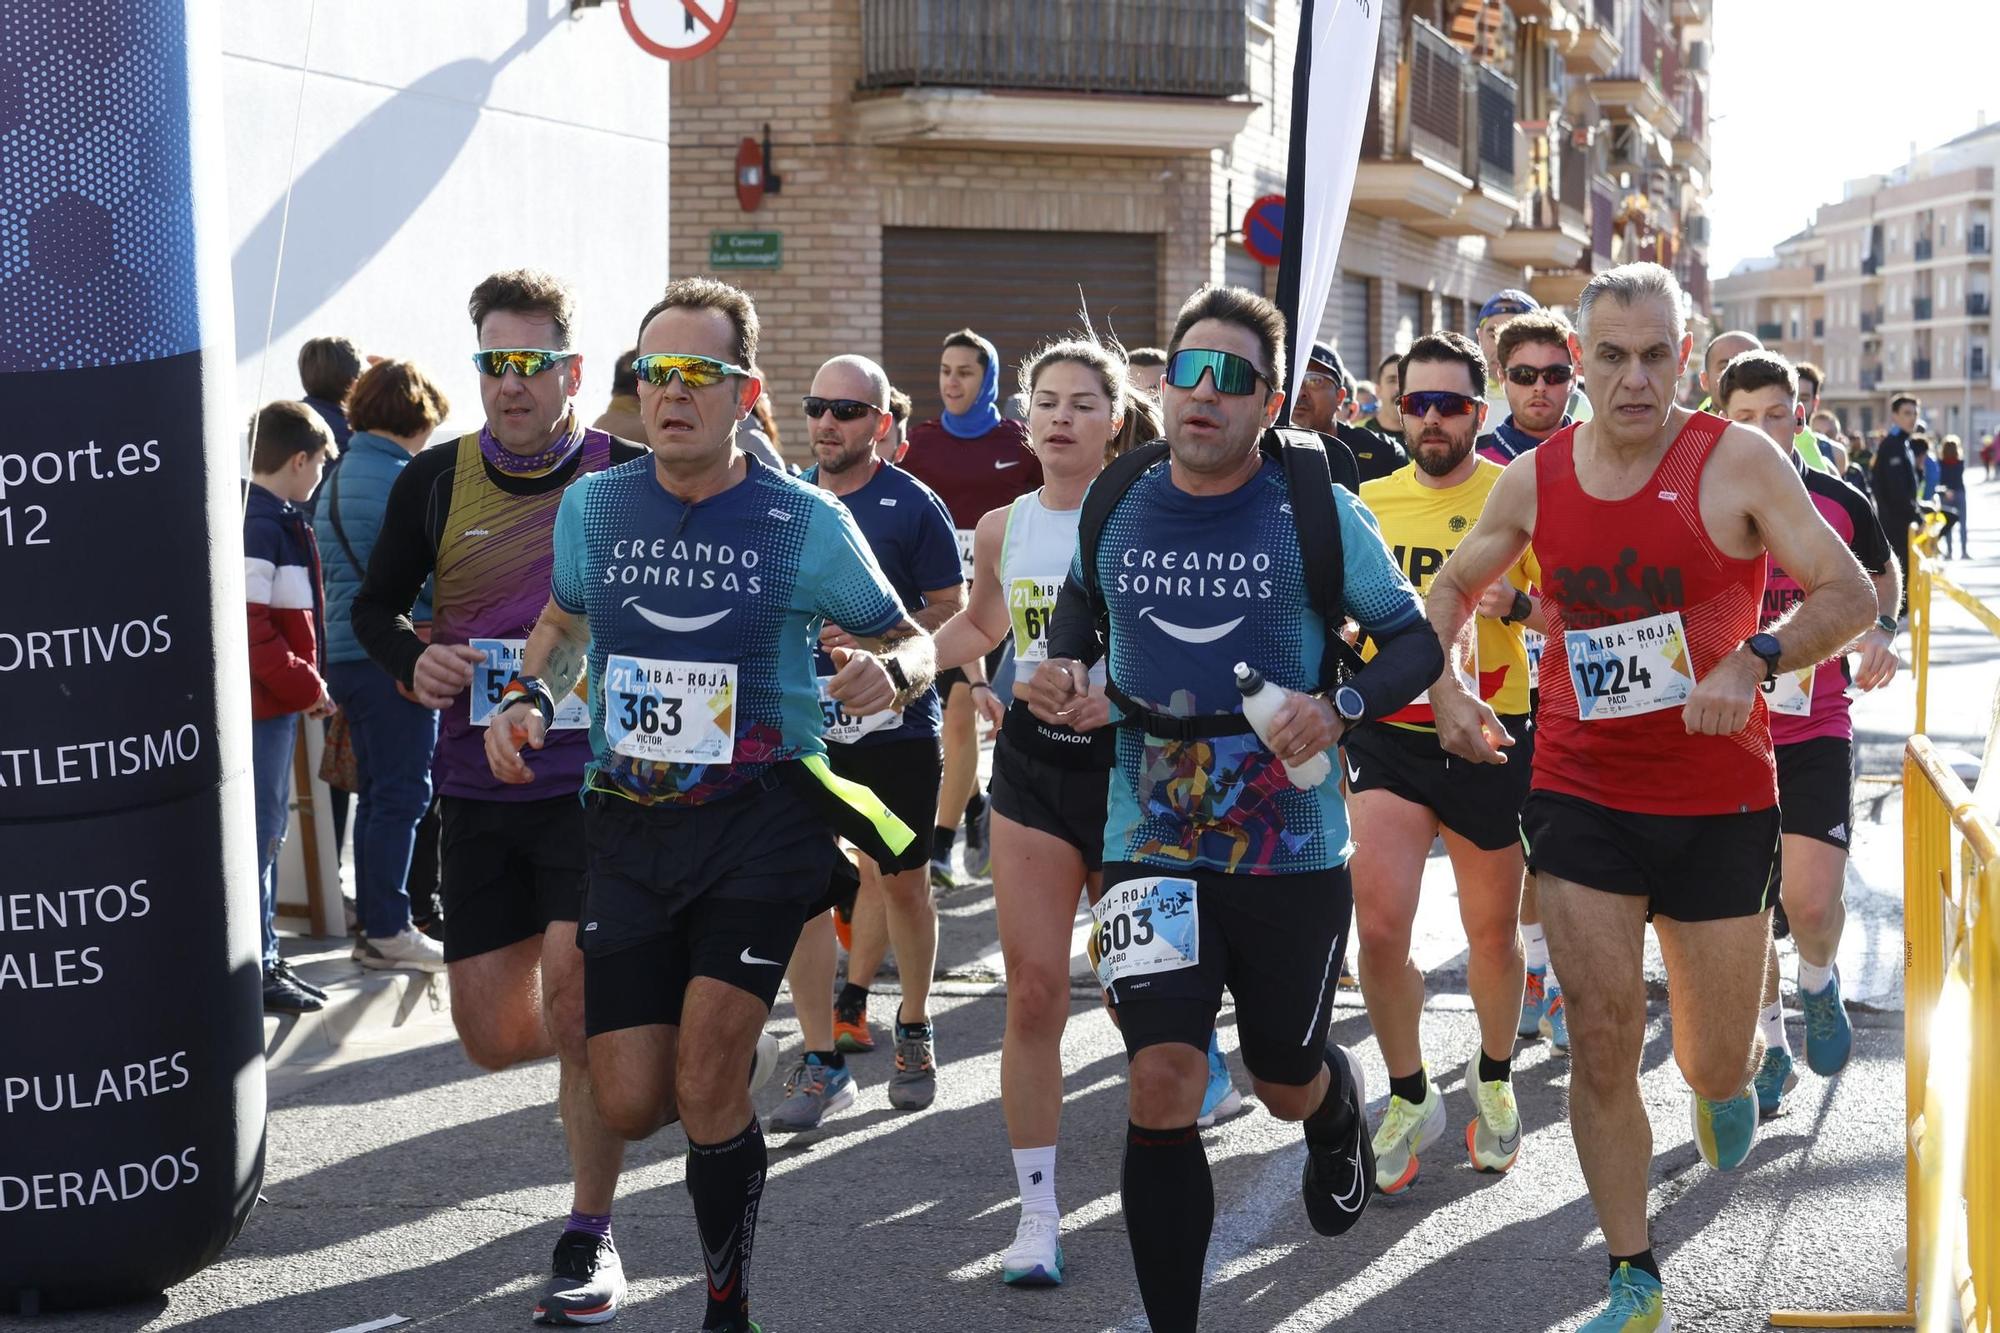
left=358, top=926, right=446, bottom=973
left=749, top=1031, right=781, bottom=1096
left=1000, top=1211, right=1065, bottom=1287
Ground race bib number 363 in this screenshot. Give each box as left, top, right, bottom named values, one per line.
left=470, top=638, right=590, bottom=729
left=1762, top=664, right=1816, bottom=717
left=1007, top=577, right=1062, bottom=664
left=1090, top=876, right=1198, bottom=991
left=603, top=656, right=736, bottom=764
left=1563, top=611, right=1695, bottom=721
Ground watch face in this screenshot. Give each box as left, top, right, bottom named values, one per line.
left=1335, top=686, right=1365, bottom=720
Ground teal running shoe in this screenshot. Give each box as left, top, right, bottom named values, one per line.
left=1752, top=1046, right=1797, bottom=1120
left=1579, top=1262, right=1674, bottom=1331
left=1689, top=1085, right=1758, bottom=1171
left=1520, top=965, right=1571, bottom=1053
left=1198, top=1031, right=1243, bottom=1128
left=1799, top=970, right=1854, bottom=1076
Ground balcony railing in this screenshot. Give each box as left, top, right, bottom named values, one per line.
left=1860, top=367, right=1883, bottom=391
left=1913, top=358, right=1933, bottom=381
left=1362, top=19, right=1516, bottom=199
left=1407, top=21, right=1467, bottom=168
left=1915, top=237, right=1935, bottom=261
left=1973, top=228, right=1991, bottom=255
left=1473, top=63, right=1518, bottom=195
left=1756, top=321, right=1784, bottom=340
left=1860, top=310, right=1879, bottom=333
left=1972, top=293, right=1992, bottom=317
left=858, top=0, right=1249, bottom=98
left=1862, top=254, right=1880, bottom=276
left=1915, top=296, right=1934, bottom=321
left=1974, top=351, right=1990, bottom=378
left=1814, top=317, right=1825, bottom=337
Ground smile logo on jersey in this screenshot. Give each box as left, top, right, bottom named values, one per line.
left=623, top=597, right=732, bottom=634
left=1138, top=605, right=1245, bottom=644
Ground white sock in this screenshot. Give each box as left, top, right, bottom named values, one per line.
left=1522, top=921, right=1549, bottom=970
left=1760, top=1000, right=1790, bottom=1055
left=1013, top=1146, right=1058, bottom=1220
left=1797, top=956, right=1836, bottom=997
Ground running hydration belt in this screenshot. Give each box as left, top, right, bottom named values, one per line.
left=1074, top=428, right=1367, bottom=742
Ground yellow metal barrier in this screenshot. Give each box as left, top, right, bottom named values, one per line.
left=1909, top=537, right=2000, bottom=737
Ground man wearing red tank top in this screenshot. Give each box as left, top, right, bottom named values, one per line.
left=1423, top=263, right=1877, bottom=1333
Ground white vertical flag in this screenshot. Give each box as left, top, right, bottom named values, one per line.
left=1275, top=0, right=1385, bottom=416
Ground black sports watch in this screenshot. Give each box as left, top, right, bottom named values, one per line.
left=882, top=654, right=912, bottom=696
left=1874, top=614, right=1898, bottom=637
left=1744, top=632, right=1783, bottom=684
left=1332, top=685, right=1366, bottom=724
left=1501, top=589, right=1534, bottom=625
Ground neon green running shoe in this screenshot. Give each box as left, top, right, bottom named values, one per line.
left=1689, top=1084, right=1758, bottom=1171
left=1462, top=1051, right=1521, bottom=1173
left=1369, top=1070, right=1445, bottom=1194
left=1579, top=1262, right=1673, bottom=1330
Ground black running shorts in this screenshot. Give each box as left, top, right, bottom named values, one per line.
left=989, top=735, right=1111, bottom=870
left=825, top=735, right=943, bottom=874
left=1341, top=715, right=1534, bottom=852
left=1777, top=736, right=1854, bottom=850
left=1098, top=860, right=1353, bottom=1087
left=438, top=794, right=586, bottom=963
left=579, top=778, right=836, bottom=1036
left=1522, top=791, right=1780, bottom=922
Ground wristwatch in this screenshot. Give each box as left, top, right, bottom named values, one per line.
left=1744, top=632, right=1783, bottom=684
left=882, top=654, right=911, bottom=696
left=1874, top=614, right=1898, bottom=637
left=1501, top=589, right=1534, bottom=625
left=1332, top=685, right=1366, bottom=724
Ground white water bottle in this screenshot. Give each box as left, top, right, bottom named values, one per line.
left=1234, top=662, right=1332, bottom=789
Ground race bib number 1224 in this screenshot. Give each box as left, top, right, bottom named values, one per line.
left=1563, top=611, right=1695, bottom=721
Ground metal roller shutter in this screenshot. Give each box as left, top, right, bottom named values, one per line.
left=881, top=228, right=1161, bottom=410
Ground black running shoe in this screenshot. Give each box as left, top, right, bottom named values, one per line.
left=534, top=1230, right=625, bottom=1325
left=272, top=958, right=328, bottom=1001
left=1301, top=1045, right=1374, bottom=1237
left=262, top=967, right=325, bottom=1015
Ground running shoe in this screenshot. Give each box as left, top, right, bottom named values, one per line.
left=1542, top=982, right=1570, bottom=1054
left=929, top=856, right=958, bottom=891
left=1752, top=1046, right=1797, bottom=1120
left=1799, top=970, right=1854, bottom=1076
left=1197, top=1032, right=1244, bottom=1128
left=271, top=957, right=328, bottom=1001
left=1579, top=1262, right=1673, bottom=1331
left=1689, top=1085, right=1758, bottom=1171
left=888, top=1021, right=937, bottom=1110
left=833, top=990, right=875, bottom=1054
left=963, top=794, right=992, bottom=879
left=1370, top=1072, right=1446, bottom=1194
left=262, top=966, right=324, bottom=1014
left=767, top=1054, right=855, bottom=1133
left=1301, top=1045, right=1375, bottom=1236
left=1463, top=1052, right=1522, bottom=1174
left=749, top=1031, right=780, bottom=1096
left=1521, top=965, right=1570, bottom=1053
left=534, top=1230, right=625, bottom=1325
left=357, top=925, right=446, bottom=973
left=833, top=897, right=854, bottom=953
left=701, top=1323, right=762, bottom=1333
left=1000, top=1211, right=1065, bottom=1287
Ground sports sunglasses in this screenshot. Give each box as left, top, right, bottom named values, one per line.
left=632, top=353, right=753, bottom=390
left=1397, top=390, right=1482, bottom=419
left=802, top=396, right=882, bottom=422
left=470, top=348, right=577, bottom=378
left=1164, top=347, right=1270, bottom=396
left=1505, top=363, right=1575, bottom=387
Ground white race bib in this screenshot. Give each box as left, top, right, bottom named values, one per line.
left=1007, top=577, right=1062, bottom=664
left=955, top=528, right=979, bottom=579
left=1761, top=664, right=1816, bottom=717
left=1524, top=630, right=1545, bottom=692
left=469, top=638, right=590, bottom=729
left=816, top=673, right=901, bottom=745
left=1090, top=876, right=1199, bottom=990
left=1563, top=611, right=1696, bottom=721
left=602, top=656, right=736, bottom=764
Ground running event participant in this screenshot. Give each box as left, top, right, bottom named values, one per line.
left=1367, top=351, right=1405, bottom=443
left=1475, top=289, right=1539, bottom=421
left=1713, top=351, right=1900, bottom=1116
left=483, top=278, right=934, bottom=1333
left=769, top=355, right=964, bottom=1132
left=1348, top=331, right=1542, bottom=1192
left=1292, top=339, right=1409, bottom=482
left=1028, top=285, right=1444, bottom=1331
left=1474, top=308, right=1577, bottom=1052
left=1695, top=331, right=1834, bottom=477
left=901, top=329, right=1042, bottom=888
left=1425, top=263, right=1878, bottom=1332
left=352, top=269, right=642, bottom=1326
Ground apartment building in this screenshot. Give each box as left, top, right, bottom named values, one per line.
left=653, top=0, right=1715, bottom=445
left=1717, top=123, right=1999, bottom=440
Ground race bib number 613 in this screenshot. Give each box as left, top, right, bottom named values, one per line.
left=603, top=655, right=736, bottom=764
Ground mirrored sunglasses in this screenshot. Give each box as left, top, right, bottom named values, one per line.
left=470, top=348, right=576, bottom=378
left=632, top=353, right=752, bottom=390
left=1397, top=390, right=1482, bottom=419
left=1164, top=347, right=1269, bottom=396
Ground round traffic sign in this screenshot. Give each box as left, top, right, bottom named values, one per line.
left=619, top=0, right=737, bottom=62
left=1243, top=193, right=1287, bottom=268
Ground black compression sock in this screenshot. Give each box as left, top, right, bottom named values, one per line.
left=807, top=1049, right=844, bottom=1070
left=1388, top=1069, right=1429, bottom=1105
left=1611, top=1248, right=1661, bottom=1282
left=1301, top=1047, right=1359, bottom=1145
left=964, top=788, right=987, bottom=822
left=1123, top=1123, right=1211, bottom=1333
left=1478, top=1050, right=1513, bottom=1083
left=836, top=982, right=869, bottom=1010
left=688, top=1118, right=766, bottom=1332
left=932, top=825, right=957, bottom=862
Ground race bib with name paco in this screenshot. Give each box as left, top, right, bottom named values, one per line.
left=1563, top=611, right=1695, bottom=721
left=469, top=638, right=591, bottom=729
left=1090, top=876, right=1199, bottom=991
left=602, top=656, right=736, bottom=764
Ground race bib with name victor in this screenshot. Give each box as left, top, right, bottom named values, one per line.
left=1564, top=610, right=1695, bottom=721
left=602, top=656, right=736, bottom=764
left=1090, top=876, right=1199, bottom=991
left=469, top=638, right=591, bottom=729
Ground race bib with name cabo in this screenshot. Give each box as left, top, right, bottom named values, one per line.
left=1090, top=876, right=1199, bottom=990
left=469, top=638, right=591, bottom=730
left=816, top=673, right=901, bottom=745
left=603, top=655, right=736, bottom=764
left=1007, top=577, right=1062, bottom=664
left=1564, top=610, right=1695, bottom=721
left=1761, top=664, right=1816, bottom=717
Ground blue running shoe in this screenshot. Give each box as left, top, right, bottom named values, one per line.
left=1752, top=1046, right=1797, bottom=1120
left=1198, top=1032, right=1243, bottom=1128
left=1519, top=964, right=1552, bottom=1038
left=1799, top=970, right=1854, bottom=1076
left=1689, top=1085, right=1758, bottom=1171
left=768, top=1053, right=856, bottom=1133
left=1579, top=1262, right=1674, bottom=1331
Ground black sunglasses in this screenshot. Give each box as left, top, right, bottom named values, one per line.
left=802, top=397, right=882, bottom=422
left=1506, top=364, right=1575, bottom=387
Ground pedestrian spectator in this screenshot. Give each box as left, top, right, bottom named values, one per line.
left=1872, top=394, right=1924, bottom=598
left=740, top=387, right=790, bottom=471
left=244, top=401, right=339, bottom=1015
left=1980, top=432, right=1996, bottom=481
left=315, top=360, right=451, bottom=973
left=877, top=387, right=913, bottom=465
left=1371, top=351, right=1406, bottom=441
left=1913, top=434, right=1942, bottom=501
left=1939, top=435, right=1968, bottom=557
left=592, top=347, right=644, bottom=442
left=1124, top=346, right=1166, bottom=401
left=299, top=336, right=364, bottom=454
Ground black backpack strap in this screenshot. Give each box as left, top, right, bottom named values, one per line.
left=1265, top=429, right=1367, bottom=687
left=326, top=460, right=365, bottom=575
left=1077, top=438, right=1171, bottom=650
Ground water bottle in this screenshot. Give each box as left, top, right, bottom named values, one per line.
left=1234, top=662, right=1332, bottom=789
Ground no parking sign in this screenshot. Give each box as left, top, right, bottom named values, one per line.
left=619, top=0, right=737, bottom=61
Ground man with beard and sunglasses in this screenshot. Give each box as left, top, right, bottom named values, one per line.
left=1348, top=331, right=1544, bottom=1196
left=1027, top=285, right=1443, bottom=1332
left=769, top=354, right=964, bottom=1133
left=352, top=268, right=646, bottom=1326
left=484, top=278, right=934, bottom=1333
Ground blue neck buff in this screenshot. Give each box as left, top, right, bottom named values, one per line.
left=941, top=334, right=1003, bottom=439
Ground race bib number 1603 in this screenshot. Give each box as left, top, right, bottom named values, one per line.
left=1563, top=610, right=1695, bottom=721
left=602, top=655, right=736, bottom=764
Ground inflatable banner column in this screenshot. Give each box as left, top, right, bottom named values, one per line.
left=0, top=3, right=266, bottom=1312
